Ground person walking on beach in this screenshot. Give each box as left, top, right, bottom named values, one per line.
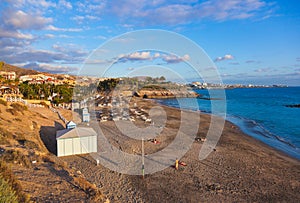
left=175, top=158, right=179, bottom=170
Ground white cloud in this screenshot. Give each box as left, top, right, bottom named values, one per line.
left=95, top=0, right=274, bottom=26
left=3, top=46, right=87, bottom=65
left=3, top=10, right=52, bottom=30
left=0, top=38, right=28, bottom=48
left=72, top=15, right=101, bottom=23
left=154, top=53, right=160, bottom=58
left=45, top=25, right=82, bottom=32
left=4, top=0, right=24, bottom=8
left=245, top=60, right=260, bottom=64
left=254, top=68, right=271, bottom=73
left=117, top=51, right=190, bottom=64
left=58, top=0, right=72, bottom=10
left=5, top=0, right=56, bottom=9
left=64, top=0, right=275, bottom=27
left=0, top=27, right=34, bottom=39
left=7, top=50, right=65, bottom=63
left=52, top=43, right=88, bottom=58
left=85, top=59, right=111, bottom=65
left=94, top=35, right=107, bottom=40
left=72, top=15, right=85, bottom=21
left=128, top=52, right=151, bottom=60
left=23, top=62, right=78, bottom=74
left=44, top=34, right=55, bottom=38
left=214, top=54, right=234, bottom=62
left=229, top=62, right=240, bottom=65
left=0, top=0, right=85, bottom=67
left=58, top=34, right=72, bottom=38
left=76, top=0, right=106, bottom=14
left=26, top=0, right=56, bottom=9
left=162, top=54, right=190, bottom=63
left=0, top=0, right=278, bottom=73
left=197, top=0, right=266, bottom=21
left=112, top=37, right=136, bottom=43
left=118, top=51, right=152, bottom=62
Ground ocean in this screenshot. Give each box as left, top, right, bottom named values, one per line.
left=156, top=87, right=300, bottom=160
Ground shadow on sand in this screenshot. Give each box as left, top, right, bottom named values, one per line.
left=40, top=121, right=65, bottom=155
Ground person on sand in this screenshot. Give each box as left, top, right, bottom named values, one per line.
left=175, top=158, right=179, bottom=170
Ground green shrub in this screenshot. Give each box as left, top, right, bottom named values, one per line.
left=10, top=103, right=28, bottom=112
left=0, top=175, right=18, bottom=203
left=14, top=133, right=25, bottom=141
left=6, top=108, right=18, bottom=115
left=13, top=118, right=22, bottom=122
left=0, top=134, right=9, bottom=145
left=0, top=127, right=14, bottom=144
left=142, top=85, right=167, bottom=90
left=24, top=140, right=39, bottom=150
left=0, top=161, right=30, bottom=203
left=39, top=101, right=49, bottom=107
left=1, top=150, right=32, bottom=168
left=0, top=99, right=7, bottom=106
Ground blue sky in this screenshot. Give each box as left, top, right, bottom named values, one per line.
left=0, top=0, right=300, bottom=85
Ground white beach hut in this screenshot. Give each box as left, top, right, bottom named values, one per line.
left=82, top=107, right=90, bottom=122
left=66, top=121, right=76, bottom=129
left=56, top=127, right=97, bottom=157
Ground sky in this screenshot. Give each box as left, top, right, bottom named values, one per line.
left=0, top=0, right=300, bottom=86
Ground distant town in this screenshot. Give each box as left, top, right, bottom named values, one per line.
left=188, top=81, right=288, bottom=89
left=0, top=61, right=289, bottom=109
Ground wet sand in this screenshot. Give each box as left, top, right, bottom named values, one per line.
left=62, top=98, right=300, bottom=202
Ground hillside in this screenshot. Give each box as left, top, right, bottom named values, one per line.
left=0, top=100, right=105, bottom=202
left=0, top=61, right=39, bottom=77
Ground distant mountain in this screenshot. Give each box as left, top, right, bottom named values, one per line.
left=0, top=61, right=39, bottom=77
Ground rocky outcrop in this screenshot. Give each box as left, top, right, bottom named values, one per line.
left=134, top=90, right=200, bottom=99
left=285, top=104, right=300, bottom=108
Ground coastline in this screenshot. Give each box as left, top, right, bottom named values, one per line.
left=154, top=92, right=300, bottom=161
left=159, top=98, right=300, bottom=160
left=226, top=115, right=300, bottom=160
left=62, top=98, right=300, bottom=202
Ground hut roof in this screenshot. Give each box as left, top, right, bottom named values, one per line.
left=56, top=127, right=97, bottom=139
left=66, top=120, right=76, bottom=126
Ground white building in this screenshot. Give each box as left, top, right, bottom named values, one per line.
left=82, top=107, right=90, bottom=122
left=0, top=71, right=16, bottom=80
left=19, top=75, right=33, bottom=82
left=56, top=127, right=97, bottom=157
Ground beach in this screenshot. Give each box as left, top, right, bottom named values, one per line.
left=62, top=98, right=300, bottom=202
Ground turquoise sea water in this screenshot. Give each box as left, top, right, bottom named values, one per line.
left=156, top=87, right=300, bottom=160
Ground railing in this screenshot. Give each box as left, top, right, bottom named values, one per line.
left=49, top=106, right=68, bottom=124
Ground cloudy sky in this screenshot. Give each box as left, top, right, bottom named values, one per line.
left=0, top=0, right=300, bottom=85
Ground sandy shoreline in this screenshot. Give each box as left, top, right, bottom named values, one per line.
left=62, top=98, right=300, bottom=202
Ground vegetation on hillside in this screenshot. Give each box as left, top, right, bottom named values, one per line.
left=0, top=61, right=38, bottom=77
left=0, top=175, right=18, bottom=203
left=73, top=83, right=98, bottom=101
left=96, top=76, right=170, bottom=93
left=0, top=153, right=30, bottom=203
left=18, top=83, right=73, bottom=104
left=97, top=78, right=119, bottom=92
left=0, top=101, right=105, bottom=202
left=141, top=84, right=167, bottom=90
left=0, top=61, right=4, bottom=70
